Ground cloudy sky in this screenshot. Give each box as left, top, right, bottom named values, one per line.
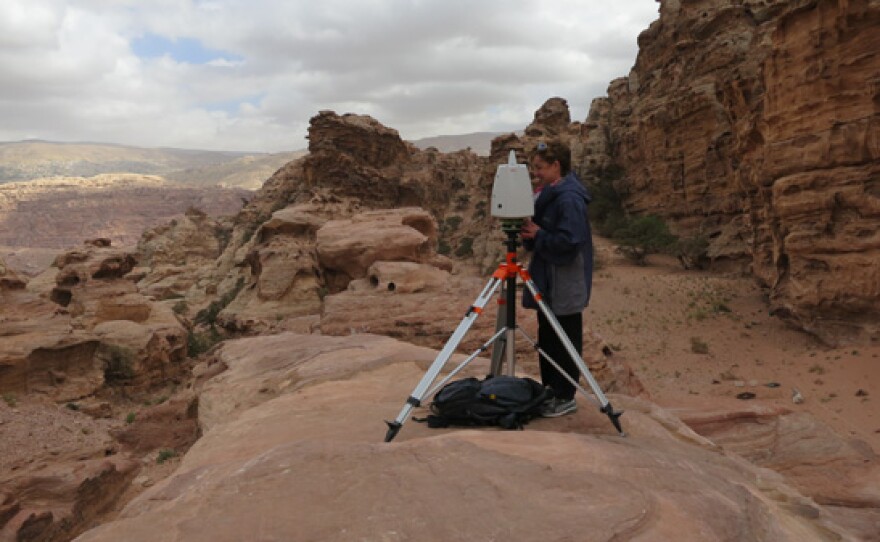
left=0, top=1, right=659, bottom=152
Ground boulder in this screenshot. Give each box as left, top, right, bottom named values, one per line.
left=316, top=208, right=439, bottom=291
left=0, top=257, right=26, bottom=291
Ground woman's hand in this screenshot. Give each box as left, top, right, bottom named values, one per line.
left=521, top=218, right=539, bottom=240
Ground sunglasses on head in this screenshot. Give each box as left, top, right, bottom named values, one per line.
left=536, top=141, right=548, bottom=151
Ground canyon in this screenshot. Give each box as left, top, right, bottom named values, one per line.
left=0, top=0, right=878, bottom=540
left=579, top=0, right=880, bottom=345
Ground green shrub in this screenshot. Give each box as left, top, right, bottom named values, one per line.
left=690, top=337, right=710, bottom=354
left=674, top=234, right=710, bottom=270
left=455, top=237, right=474, bottom=258
left=437, top=239, right=451, bottom=255
left=125, top=412, right=136, bottom=424
left=187, top=326, right=223, bottom=358
left=215, top=224, right=233, bottom=253
left=588, top=165, right=627, bottom=237
left=444, top=216, right=463, bottom=231
left=613, top=215, right=677, bottom=265
left=195, top=277, right=245, bottom=325
left=156, top=449, right=177, bottom=464
left=475, top=202, right=487, bottom=219
left=104, top=345, right=136, bottom=382
left=2, top=393, right=16, bottom=407
left=172, top=300, right=188, bottom=315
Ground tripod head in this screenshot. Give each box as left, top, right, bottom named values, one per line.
left=499, top=219, right=524, bottom=254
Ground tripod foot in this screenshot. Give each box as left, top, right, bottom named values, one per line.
left=600, top=403, right=626, bottom=437
left=384, top=421, right=402, bottom=442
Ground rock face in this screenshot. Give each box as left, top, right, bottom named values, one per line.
left=580, top=0, right=880, bottom=345
left=1, top=240, right=187, bottom=402
left=74, top=333, right=863, bottom=541
left=0, top=399, right=139, bottom=542
left=155, top=110, right=514, bottom=334
left=134, top=207, right=231, bottom=303
left=675, top=401, right=880, bottom=540
left=0, top=240, right=196, bottom=542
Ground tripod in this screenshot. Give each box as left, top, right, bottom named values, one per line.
left=384, top=222, right=624, bottom=442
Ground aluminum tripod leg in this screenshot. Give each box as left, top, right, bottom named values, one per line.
left=490, top=266, right=519, bottom=377
left=424, top=328, right=507, bottom=399
left=522, top=278, right=625, bottom=436
left=384, top=276, right=504, bottom=442
left=516, top=328, right=606, bottom=409
left=489, top=284, right=506, bottom=376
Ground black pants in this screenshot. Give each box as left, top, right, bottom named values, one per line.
left=537, top=311, right=583, bottom=401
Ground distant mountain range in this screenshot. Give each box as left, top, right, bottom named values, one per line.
left=0, top=133, right=501, bottom=274
left=409, top=131, right=511, bottom=156
left=0, top=140, right=303, bottom=190
left=0, top=133, right=506, bottom=189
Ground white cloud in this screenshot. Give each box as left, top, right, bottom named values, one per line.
left=0, top=0, right=659, bottom=152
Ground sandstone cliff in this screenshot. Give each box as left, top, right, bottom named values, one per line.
left=579, top=0, right=879, bottom=345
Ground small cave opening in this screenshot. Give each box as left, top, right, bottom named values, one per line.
left=50, top=288, right=72, bottom=307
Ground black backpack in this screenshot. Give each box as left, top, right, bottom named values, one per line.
left=417, top=375, right=552, bottom=430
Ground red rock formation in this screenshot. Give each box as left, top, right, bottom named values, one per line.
left=0, top=239, right=197, bottom=541
left=580, top=0, right=880, bottom=345
left=1, top=241, right=187, bottom=401
left=165, top=111, right=511, bottom=333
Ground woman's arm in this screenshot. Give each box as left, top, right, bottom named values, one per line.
left=534, top=197, right=587, bottom=265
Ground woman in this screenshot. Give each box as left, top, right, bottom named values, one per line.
left=520, top=140, right=593, bottom=417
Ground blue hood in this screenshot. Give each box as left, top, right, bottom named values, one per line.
left=534, top=172, right=592, bottom=216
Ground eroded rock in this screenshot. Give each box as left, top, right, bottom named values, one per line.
left=581, top=0, right=880, bottom=344
left=75, top=333, right=861, bottom=541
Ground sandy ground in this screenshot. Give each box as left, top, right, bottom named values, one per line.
left=579, top=240, right=880, bottom=452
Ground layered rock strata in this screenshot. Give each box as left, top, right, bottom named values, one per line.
left=1, top=240, right=187, bottom=401
left=580, top=0, right=880, bottom=344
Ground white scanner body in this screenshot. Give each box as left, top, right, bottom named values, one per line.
left=491, top=150, right=534, bottom=219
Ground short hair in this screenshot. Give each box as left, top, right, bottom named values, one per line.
left=531, top=140, right=571, bottom=175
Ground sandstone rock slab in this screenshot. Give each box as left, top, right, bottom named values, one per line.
left=75, top=333, right=857, bottom=541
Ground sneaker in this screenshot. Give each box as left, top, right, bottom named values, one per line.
left=541, top=397, right=577, bottom=418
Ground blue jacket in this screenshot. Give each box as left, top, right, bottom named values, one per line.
left=522, top=172, right=593, bottom=315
